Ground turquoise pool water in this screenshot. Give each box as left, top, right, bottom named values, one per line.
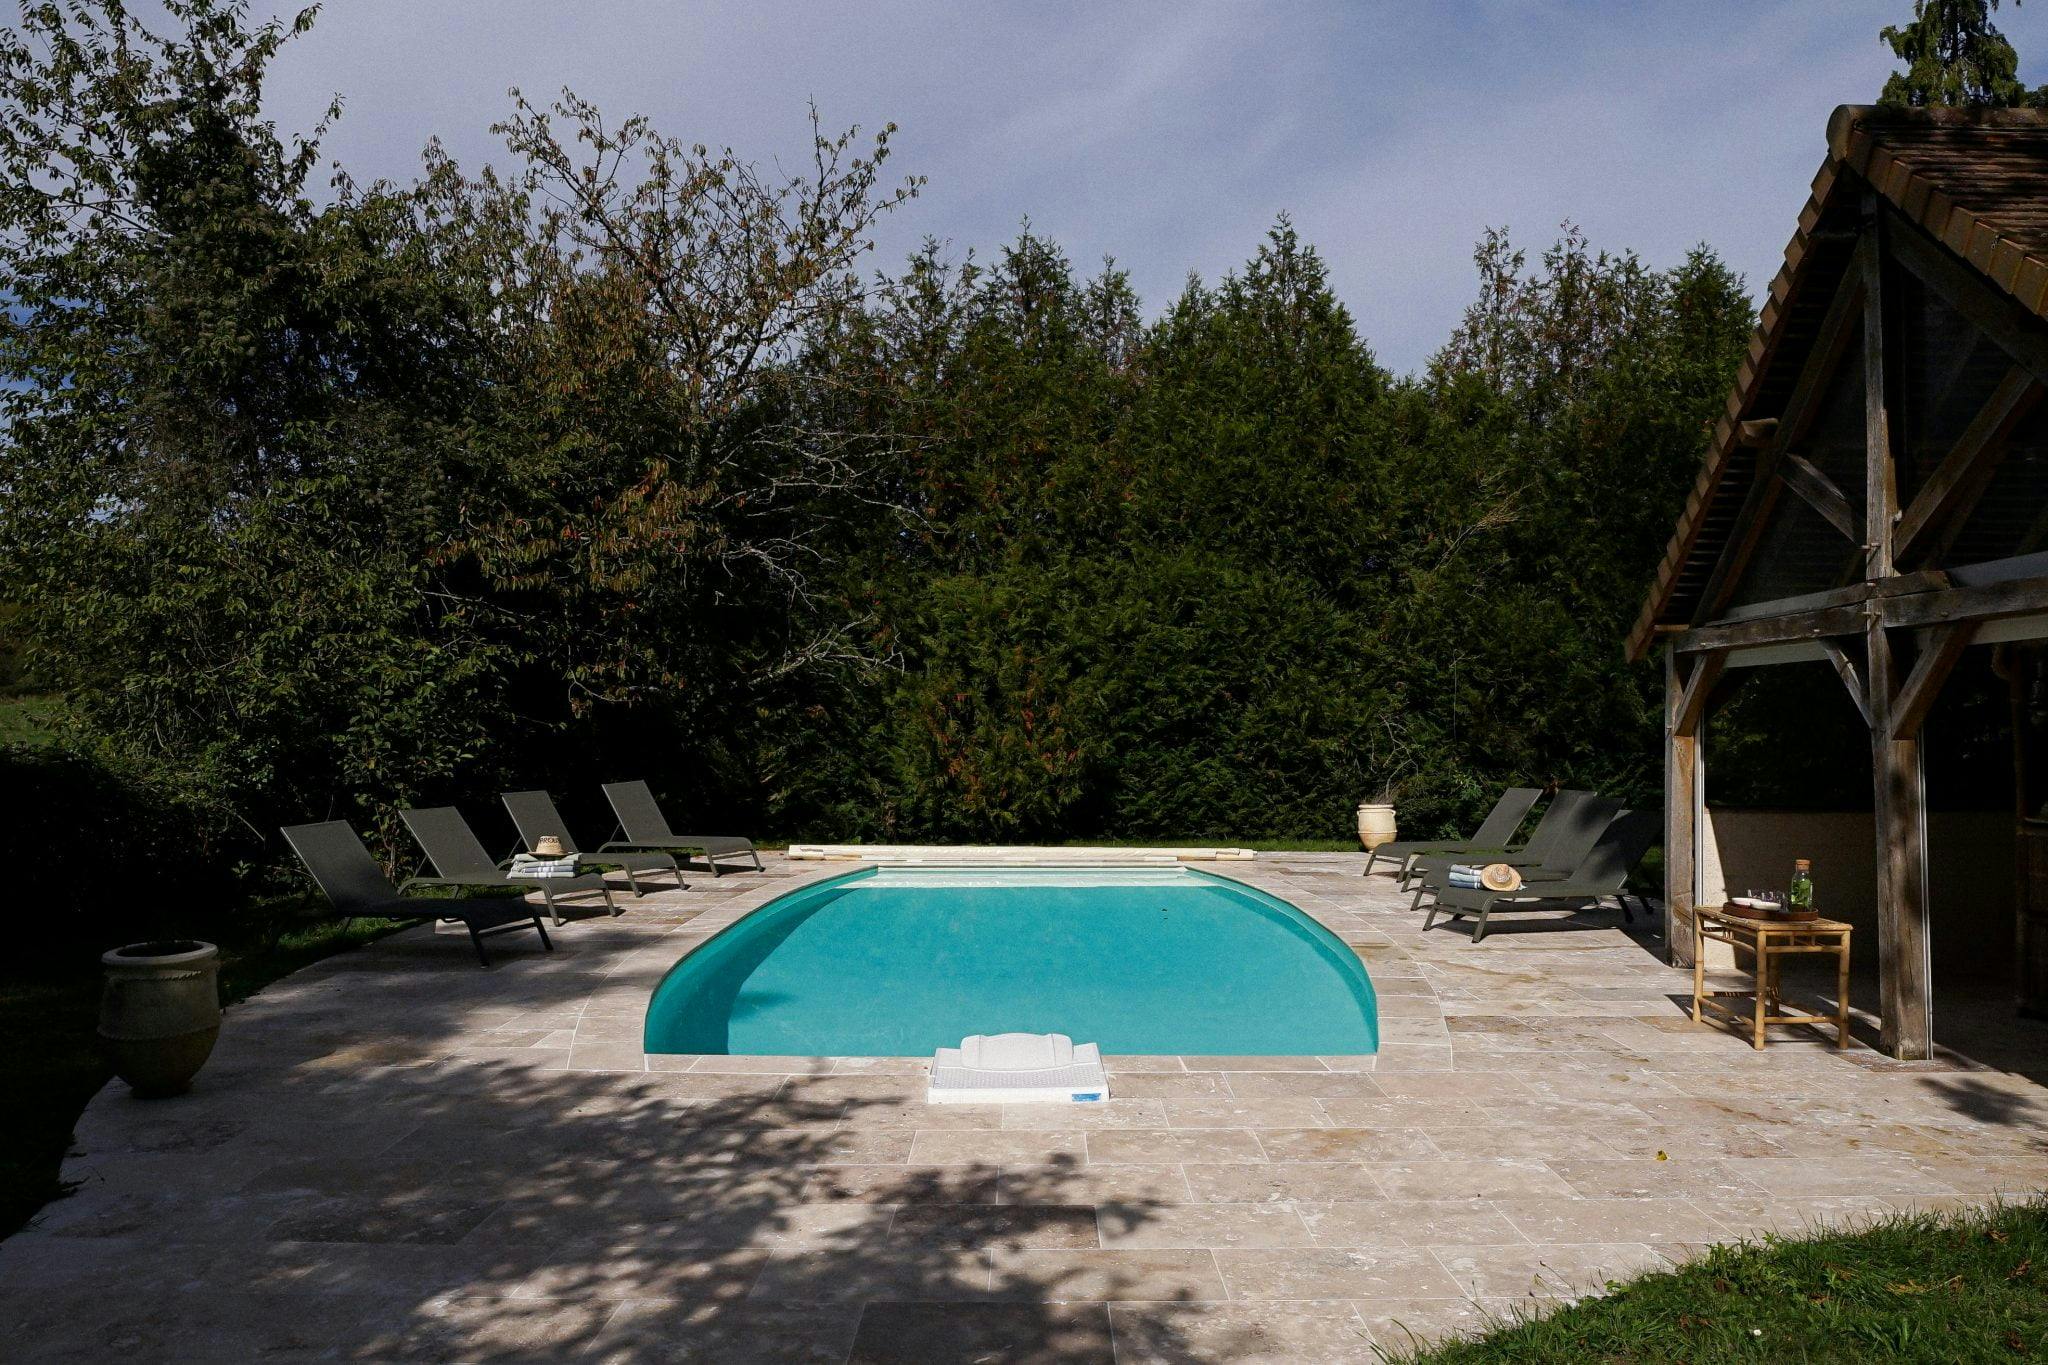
left=643, top=866, right=1378, bottom=1056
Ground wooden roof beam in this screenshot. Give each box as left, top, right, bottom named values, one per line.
left=1672, top=651, right=1727, bottom=737
left=1864, top=199, right=1897, bottom=581
left=1689, top=242, right=1873, bottom=624
left=1887, top=207, right=2048, bottom=391
left=1675, top=569, right=2048, bottom=654
left=1778, top=451, right=1862, bottom=543
left=1634, top=115, right=2048, bottom=664
left=1820, top=639, right=1873, bottom=727
left=1678, top=599, right=1874, bottom=653
left=1736, top=419, right=1779, bottom=447
left=1894, top=366, right=2043, bottom=563
left=1890, top=622, right=1977, bottom=738
left=1884, top=573, right=2048, bottom=630
left=1623, top=152, right=1852, bottom=662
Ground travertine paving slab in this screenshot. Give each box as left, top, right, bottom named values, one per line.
left=1298, top=1199, right=1530, bottom=1248
left=1216, top=1246, right=1464, bottom=1300
left=1430, top=1242, right=1666, bottom=1299
left=890, top=1204, right=1101, bottom=1250
left=9, top=851, right=2044, bottom=1361
left=987, top=1247, right=1229, bottom=1301
left=1182, top=1162, right=1387, bottom=1204
left=1351, top=1295, right=1542, bottom=1353
left=1095, top=1202, right=1314, bottom=1249
left=1109, top=1302, right=1376, bottom=1363
left=851, top=1302, right=1112, bottom=1364
left=1491, top=1196, right=1730, bottom=1245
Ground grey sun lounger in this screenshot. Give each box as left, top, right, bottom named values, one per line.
left=1401, top=789, right=1599, bottom=887
left=502, top=789, right=686, bottom=897
left=601, top=780, right=763, bottom=876
left=1365, top=787, right=1541, bottom=878
left=401, top=806, right=620, bottom=927
left=282, top=820, right=553, bottom=968
left=1424, top=809, right=1661, bottom=943
left=1408, top=792, right=1620, bottom=910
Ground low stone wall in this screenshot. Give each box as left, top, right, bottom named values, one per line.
left=1699, top=808, right=2013, bottom=977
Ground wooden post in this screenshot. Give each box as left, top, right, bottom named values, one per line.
left=1665, top=647, right=1705, bottom=966
left=1863, top=198, right=1894, bottom=582
left=1867, top=625, right=1933, bottom=1058
left=1863, top=204, right=1933, bottom=1060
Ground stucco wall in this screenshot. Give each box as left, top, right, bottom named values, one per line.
left=1699, top=809, right=2013, bottom=978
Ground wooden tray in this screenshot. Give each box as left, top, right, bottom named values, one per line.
left=1719, top=902, right=1819, bottom=924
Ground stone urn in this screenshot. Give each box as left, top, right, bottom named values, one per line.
left=99, top=940, right=221, bottom=1098
left=1356, top=802, right=1398, bottom=851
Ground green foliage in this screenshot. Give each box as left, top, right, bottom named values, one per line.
left=402, top=88, right=921, bottom=722
left=0, top=603, right=27, bottom=694
left=0, top=0, right=510, bottom=868
left=1373, top=231, right=1754, bottom=825
left=754, top=221, right=1753, bottom=844
left=0, top=1, right=921, bottom=907
left=0, top=698, right=58, bottom=748
left=1880, top=0, right=2048, bottom=107
left=1398, top=1200, right=2048, bottom=1362
left=0, top=738, right=242, bottom=954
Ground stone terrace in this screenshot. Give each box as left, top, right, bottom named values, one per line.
left=4, top=854, right=2045, bottom=1361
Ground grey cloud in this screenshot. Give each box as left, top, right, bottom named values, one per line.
left=229, top=0, right=2046, bottom=372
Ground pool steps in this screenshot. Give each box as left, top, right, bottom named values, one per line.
left=927, top=1032, right=1112, bottom=1104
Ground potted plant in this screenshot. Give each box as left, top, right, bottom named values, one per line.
left=1356, top=777, right=1406, bottom=852
left=99, top=938, right=222, bottom=1098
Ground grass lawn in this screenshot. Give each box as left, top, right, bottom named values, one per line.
left=0, top=693, right=60, bottom=748
left=0, top=912, right=401, bottom=1240
left=1400, top=1201, right=2048, bottom=1363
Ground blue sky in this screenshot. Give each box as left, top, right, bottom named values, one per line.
left=251, top=1, right=2048, bottom=375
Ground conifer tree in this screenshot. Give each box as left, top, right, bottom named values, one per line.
left=1880, top=0, right=2047, bottom=107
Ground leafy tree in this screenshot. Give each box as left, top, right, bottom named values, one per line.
left=409, top=91, right=920, bottom=707
left=1880, top=0, right=2048, bottom=107
left=0, top=0, right=503, bottom=859
left=1126, top=219, right=1388, bottom=597
left=0, top=1, right=924, bottom=878
left=389, top=90, right=923, bottom=826
left=1395, top=227, right=1754, bottom=824
left=783, top=218, right=1753, bottom=844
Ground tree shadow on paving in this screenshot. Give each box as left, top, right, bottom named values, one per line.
left=1913, top=1073, right=2048, bottom=1152
left=1418, top=902, right=1663, bottom=954
left=6, top=931, right=1288, bottom=1363
left=1743, top=960, right=2048, bottom=1142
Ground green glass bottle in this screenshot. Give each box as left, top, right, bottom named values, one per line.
left=1788, top=858, right=1814, bottom=911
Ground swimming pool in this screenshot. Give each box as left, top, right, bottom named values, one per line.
left=643, top=866, right=1378, bottom=1056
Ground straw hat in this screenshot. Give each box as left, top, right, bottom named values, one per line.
left=1479, top=863, right=1522, bottom=893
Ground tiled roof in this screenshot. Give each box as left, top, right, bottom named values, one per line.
left=1626, top=104, right=2048, bottom=661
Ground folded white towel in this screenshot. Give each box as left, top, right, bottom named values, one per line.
left=508, top=854, right=581, bottom=879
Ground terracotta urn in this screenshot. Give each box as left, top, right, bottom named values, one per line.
left=99, top=940, right=221, bottom=1098
left=1356, top=803, right=1398, bottom=851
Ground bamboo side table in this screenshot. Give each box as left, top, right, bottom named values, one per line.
left=1692, top=906, right=1852, bottom=1049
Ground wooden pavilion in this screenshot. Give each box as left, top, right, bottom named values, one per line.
left=1631, top=105, right=2048, bottom=1060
